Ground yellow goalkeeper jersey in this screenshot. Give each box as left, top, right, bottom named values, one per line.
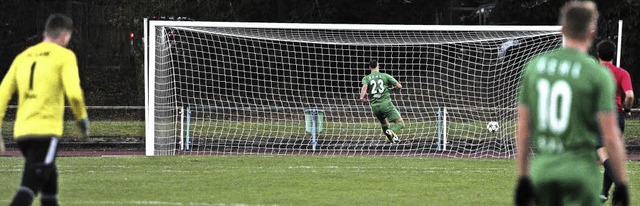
left=0, top=41, right=87, bottom=139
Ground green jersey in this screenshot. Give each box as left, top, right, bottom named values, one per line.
left=361, top=71, right=398, bottom=105
left=518, top=48, right=615, bottom=205
left=518, top=47, right=615, bottom=155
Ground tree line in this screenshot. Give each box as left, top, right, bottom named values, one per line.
left=0, top=0, right=638, bottom=107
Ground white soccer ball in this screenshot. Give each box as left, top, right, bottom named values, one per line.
left=487, top=121, right=500, bottom=133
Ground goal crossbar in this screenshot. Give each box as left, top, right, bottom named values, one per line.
left=148, top=20, right=560, bottom=31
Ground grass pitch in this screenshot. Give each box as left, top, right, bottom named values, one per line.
left=1, top=156, right=639, bottom=205
left=3, top=119, right=640, bottom=140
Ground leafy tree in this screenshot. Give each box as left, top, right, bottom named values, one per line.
left=595, top=0, right=640, bottom=101
left=3, top=0, right=638, bottom=107
left=492, top=0, right=640, bottom=106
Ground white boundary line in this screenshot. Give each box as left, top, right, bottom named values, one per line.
left=0, top=200, right=257, bottom=206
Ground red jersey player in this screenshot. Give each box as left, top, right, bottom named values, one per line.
left=596, top=39, right=634, bottom=202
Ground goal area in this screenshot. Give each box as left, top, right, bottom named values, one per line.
left=144, top=20, right=561, bottom=157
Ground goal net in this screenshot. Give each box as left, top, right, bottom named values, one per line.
left=145, top=21, right=561, bottom=157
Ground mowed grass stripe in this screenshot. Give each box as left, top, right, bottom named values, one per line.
left=3, top=120, right=640, bottom=140
left=1, top=156, right=639, bottom=205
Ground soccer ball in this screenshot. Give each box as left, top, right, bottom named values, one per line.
left=487, top=121, right=499, bottom=133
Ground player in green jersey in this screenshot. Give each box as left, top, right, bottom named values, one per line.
left=359, top=60, right=405, bottom=143
left=514, top=1, right=629, bottom=206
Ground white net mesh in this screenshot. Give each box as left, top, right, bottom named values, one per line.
left=148, top=22, right=561, bottom=157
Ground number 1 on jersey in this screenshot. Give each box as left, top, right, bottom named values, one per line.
left=29, top=62, right=37, bottom=90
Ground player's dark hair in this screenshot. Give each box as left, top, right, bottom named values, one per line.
left=369, top=60, right=378, bottom=69
left=559, top=1, right=598, bottom=41
left=596, top=40, right=616, bottom=61
left=44, top=13, right=73, bottom=39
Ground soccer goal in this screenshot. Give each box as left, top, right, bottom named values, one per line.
left=144, top=20, right=561, bottom=157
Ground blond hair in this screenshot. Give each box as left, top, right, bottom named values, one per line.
left=559, top=1, right=598, bottom=41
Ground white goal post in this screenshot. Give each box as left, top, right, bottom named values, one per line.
left=144, top=19, right=561, bottom=156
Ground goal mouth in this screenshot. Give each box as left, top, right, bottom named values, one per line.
left=145, top=21, right=561, bottom=157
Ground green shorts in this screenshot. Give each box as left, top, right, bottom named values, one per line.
left=370, top=101, right=401, bottom=123
left=530, top=152, right=600, bottom=205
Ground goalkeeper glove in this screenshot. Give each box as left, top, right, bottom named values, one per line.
left=77, top=118, right=90, bottom=138
left=612, top=184, right=629, bottom=206
left=514, top=177, right=535, bottom=206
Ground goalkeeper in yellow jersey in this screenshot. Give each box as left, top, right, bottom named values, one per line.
left=359, top=60, right=405, bottom=143
left=1, top=14, right=89, bottom=206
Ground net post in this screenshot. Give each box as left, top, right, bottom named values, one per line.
left=305, top=108, right=322, bottom=151
left=180, top=106, right=184, bottom=151
left=616, top=20, right=623, bottom=67
left=312, top=109, right=317, bottom=151
left=443, top=107, right=448, bottom=151
left=144, top=18, right=155, bottom=156
left=185, top=106, right=192, bottom=151
left=437, top=108, right=442, bottom=151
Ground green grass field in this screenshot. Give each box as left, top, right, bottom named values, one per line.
left=0, top=156, right=639, bottom=205
left=123, top=118, right=640, bottom=141
left=1, top=119, right=639, bottom=205
left=4, top=119, right=639, bottom=140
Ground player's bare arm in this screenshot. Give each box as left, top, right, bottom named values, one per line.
left=622, top=71, right=634, bottom=116
left=515, top=104, right=534, bottom=206
left=624, top=90, right=634, bottom=116
left=390, top=82, right=402, bottom=91
left=598, top=112, right=629, bottom=184
left=515, top=104, right=530, bottom=177
left=359, top=84, right=368, bottom=103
